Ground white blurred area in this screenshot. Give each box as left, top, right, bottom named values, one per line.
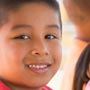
left=47, top=0, right=76, bottom=90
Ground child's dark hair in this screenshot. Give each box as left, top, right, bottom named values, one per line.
left=73, top=44, right=90, bottom=90
left=0, top=0, right=62, bottom=30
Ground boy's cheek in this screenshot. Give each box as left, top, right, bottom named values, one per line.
left=0, top=45, right=26, bottom=66
left=52, top=44, right=62, bottom=63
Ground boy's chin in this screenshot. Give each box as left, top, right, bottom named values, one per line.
left=14, top=82, right=48, bottom=90
left=11, top=80, right=49, bottom=89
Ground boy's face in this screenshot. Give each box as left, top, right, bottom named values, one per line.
left=0, top=3, right=61, bottom=90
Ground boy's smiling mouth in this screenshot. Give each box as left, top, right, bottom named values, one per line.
left=28, top=64, right=48, bottom=69
left=26, top=63, right=51, bottom=74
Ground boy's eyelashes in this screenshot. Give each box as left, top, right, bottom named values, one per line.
left=45, top=34, right=58, bottom=39
left=13, top=34, right=58, bottom=40
left=13, top=35, right=30, bottom=40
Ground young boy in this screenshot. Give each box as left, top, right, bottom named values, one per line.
left=0, top=0, right=62, bottom=90
left=61, top=0, right=90, bottom=90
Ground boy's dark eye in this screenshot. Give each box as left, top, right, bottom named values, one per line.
left=45, top=34, right=57, bottom=39
left=14, top=35, right=30, bottom=40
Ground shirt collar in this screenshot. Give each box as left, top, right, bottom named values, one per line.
left=0, top=81, right=10, bottom=90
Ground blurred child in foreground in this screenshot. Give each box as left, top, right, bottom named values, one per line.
left=61, top=0, right=90, bottom=90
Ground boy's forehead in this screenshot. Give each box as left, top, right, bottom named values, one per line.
left=5, top=3, right=60, bottom=28
left=0, top=2, right=61, bottom=32
left=8, top=2, right=59, bottom=19
left=10, top=3, right=59, bottom=19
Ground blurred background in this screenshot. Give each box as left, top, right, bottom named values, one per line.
left=47, top=0, right=76, bottom=90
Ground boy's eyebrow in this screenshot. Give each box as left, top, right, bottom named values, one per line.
left=47, top=24, right=60, bottom=29
left=12, top=24, right=32, bottom=30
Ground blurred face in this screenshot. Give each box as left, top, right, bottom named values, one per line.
left=64, top=0, right=90, bottom=42
left=75, top=21, right=90, bottom=42
left=63, top=0, right=85, bottom=23
left=0, top=3, right=62, bottom=90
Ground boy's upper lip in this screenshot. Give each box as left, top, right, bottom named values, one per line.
left=25, top=58, right=52, bottom=65
left=25, top=62, right=52, bottom=66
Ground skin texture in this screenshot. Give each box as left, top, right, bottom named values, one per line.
left=0, top=3, right=62, bottom=90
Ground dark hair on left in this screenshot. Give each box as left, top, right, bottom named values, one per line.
left=73, top=44, right=90, bottom=90
left=0, top=0, right=62, bottom=30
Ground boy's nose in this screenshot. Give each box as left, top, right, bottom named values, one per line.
left=30, top=41, right=49, bottom=57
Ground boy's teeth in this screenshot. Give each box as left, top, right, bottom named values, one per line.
left=29, top=65, right=47, bottom=69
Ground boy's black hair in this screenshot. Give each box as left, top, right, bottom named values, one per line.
left=0, top=0, right=62, bottom=30
left=73, top=44, right=90, bottom=90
